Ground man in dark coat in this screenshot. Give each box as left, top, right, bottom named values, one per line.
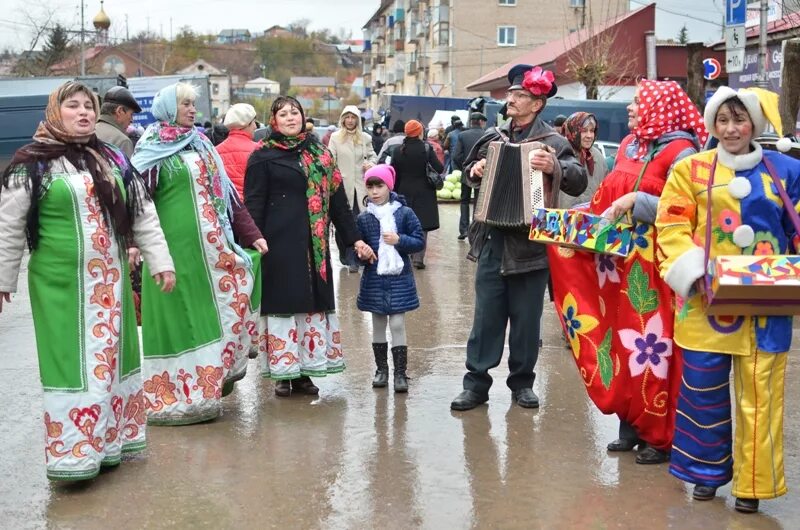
left=450, top=64, right=588, bottom=411
left=452, top=112, right=486, bottom=240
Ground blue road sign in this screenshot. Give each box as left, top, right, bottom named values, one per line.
left=726, top=0, right=746, bottom=26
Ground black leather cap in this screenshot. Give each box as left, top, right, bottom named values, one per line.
left=103, top=86, right=142, bottom=113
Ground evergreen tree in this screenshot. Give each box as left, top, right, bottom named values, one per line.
left=41, top=23, right=71, bottom=68
left=677, top=24, right=689, bottom=45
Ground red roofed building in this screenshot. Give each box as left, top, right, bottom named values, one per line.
left=466, top=3, right=726, bottom=101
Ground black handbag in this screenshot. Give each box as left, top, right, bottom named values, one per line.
left=424, top=143, right=445, bottom=190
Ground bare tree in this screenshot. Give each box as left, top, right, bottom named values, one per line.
left=563, top=7, right=639, bottom=100
left=10, top=2, right=61, bottom=76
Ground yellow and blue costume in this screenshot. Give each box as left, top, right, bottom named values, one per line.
left=656, top=87, right=800, bottom=500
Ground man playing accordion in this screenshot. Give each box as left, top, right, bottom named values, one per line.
left=451, top=64, right=588, bottom=411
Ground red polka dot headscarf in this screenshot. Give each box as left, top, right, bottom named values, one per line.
left=633, top=80, right=708, bottom=160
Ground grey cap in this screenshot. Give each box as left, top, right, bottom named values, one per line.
left=103, top=86, right=142, bottom=113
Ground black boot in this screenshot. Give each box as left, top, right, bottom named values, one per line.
left=372, top=343, right=389, bottom=388
left=392, top=345, right=408, bottom=393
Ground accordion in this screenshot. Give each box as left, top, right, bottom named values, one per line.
left=473, top=140, right=559, bottom=229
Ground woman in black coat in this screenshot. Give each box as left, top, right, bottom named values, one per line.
left=244, top=96, right=374, bottom=397
left=389, top=119, right=443, bottom=269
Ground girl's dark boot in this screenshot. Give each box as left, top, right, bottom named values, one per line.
left=392, top=345, right=408, bottom=393
left=372, top=343, right=389, bottom=388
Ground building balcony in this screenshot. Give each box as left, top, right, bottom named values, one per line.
left=406, top=22, right=419, bottom=43
left=429, top=47, right=449, bottom=65
left=375, top=53, right=385, bottom=64
left=373, top=26, right=386, bottom=41
left=406, top=61, right=417, bottom=75
left=417, top=55, right=430, bottom=70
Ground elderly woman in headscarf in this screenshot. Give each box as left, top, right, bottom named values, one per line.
left=656, top=87, right=800, bottom=513
left=328, top=105, right=377, bottom=272
left=546, top=80, right=708, bottom=465
left=131, top=82, right=267, bottom=426
left=559, top=112, right=608, bottom=208
left=0, top=81, right=175, bottom=480
left=244, top=96, right=374, bottom=398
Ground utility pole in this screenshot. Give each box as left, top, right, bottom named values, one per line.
left=756, top=0, right=769, bottom=87
left=80, top=1, right=85, bottom=76
left=125, top=14, right=129, bottom=41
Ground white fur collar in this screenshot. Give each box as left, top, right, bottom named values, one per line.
left=716, top=142, right=762, bottom=171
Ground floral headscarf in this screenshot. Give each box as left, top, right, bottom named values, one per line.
left=262, top=130, right=342, bottom=283
left=131, top=83, right=250, bottom=266
left=563, top=112, right=597, bottom=174
left=4, top=81, right=137, bottom=248
left=632, top=80, right=709, bottom=160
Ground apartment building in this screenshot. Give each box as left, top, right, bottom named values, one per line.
left=362, top=0, right=628, bottom=109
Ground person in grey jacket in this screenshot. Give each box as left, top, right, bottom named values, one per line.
left=450, top=64, right=588, bottom=412
left=95, top=86, right=141, bottom=157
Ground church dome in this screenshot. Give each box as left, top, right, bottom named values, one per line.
left=93, top=2, right=111, bottom=31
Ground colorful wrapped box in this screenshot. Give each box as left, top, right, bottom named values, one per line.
left=703, top=255, right=800, bottom=315
left=528, top=208, right=634, bottom=257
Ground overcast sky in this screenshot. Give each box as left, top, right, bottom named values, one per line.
left=0, top=0, right=726, bottom=53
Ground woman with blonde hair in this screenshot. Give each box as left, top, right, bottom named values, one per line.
left=0, top=81, right=175, bottom=480
left=132, top=82, right=267, bottom=425
left=328, top=105, right=377, bottom=272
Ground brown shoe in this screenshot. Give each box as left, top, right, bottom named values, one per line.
left=274, top=380, right=291, bottom=397
left=291, top=376, right=319, bottom=395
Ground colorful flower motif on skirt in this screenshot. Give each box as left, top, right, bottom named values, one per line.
left=745, top=231, right=780, bottom=256
left=618, top=313, right=673, bottom=379
left=595, top=253, right=620, bottom=288
left=561, top=292, right=599, bottom=359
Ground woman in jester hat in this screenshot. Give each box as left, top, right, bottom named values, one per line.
left=0, top=81, right=175, bottom=480
left=546, top=80, right=708, bottom=464
left=244, top=95, right=375, bottom=398
left=131, top=82, right=267, bottom=426
left=656, top=86, right=800, bottom=513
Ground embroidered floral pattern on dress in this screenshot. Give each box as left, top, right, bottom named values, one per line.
left=595, top=254, right=621, bottom=288
left=560, top=293, right=599, bottom=359
left=619, top=314, right=673, bottom=380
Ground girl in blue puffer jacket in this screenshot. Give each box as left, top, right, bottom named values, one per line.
left=356, top=164, right=425, bottom=392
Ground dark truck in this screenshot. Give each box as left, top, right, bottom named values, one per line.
left=0, top=76, right=125, bottom=172
left=483, top=98, right=631, bottom=143
left=0, top=74, right=212, bottom=172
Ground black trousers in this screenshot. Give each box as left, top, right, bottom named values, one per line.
left=459, top=183, right=473, bottom=237
left=462, top=231, right=549, bottom=397
left=335, top=191, right=361, bottom=267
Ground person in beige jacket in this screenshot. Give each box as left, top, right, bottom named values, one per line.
left=328, top=105, right=377, bottom=271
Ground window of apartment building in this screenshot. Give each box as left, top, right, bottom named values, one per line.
left=569, top=0, right=586, bottom=6
left=212, top=83, right=219, bottom=95
left=498, top=0, right=517, bottom=5
left=497, top=26, right=516, bottom=46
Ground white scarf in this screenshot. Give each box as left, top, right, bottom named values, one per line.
left=367, top=200, right=404, bottom=275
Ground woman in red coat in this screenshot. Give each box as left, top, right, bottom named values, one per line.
left=547, top=80, right=708, bottom=464
left=217, top=103, right=259, bottom=198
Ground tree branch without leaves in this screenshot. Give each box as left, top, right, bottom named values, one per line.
left=563, top=8, right=639, bottom=100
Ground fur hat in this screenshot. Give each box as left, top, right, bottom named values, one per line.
left=364, top=164, right=396, bottom=190
left=223, top=103, right=256, bottom=129
left=704, top=86, right=767, bottom=139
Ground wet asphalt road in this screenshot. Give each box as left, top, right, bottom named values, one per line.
left=2, top=204, right=800, bottom=529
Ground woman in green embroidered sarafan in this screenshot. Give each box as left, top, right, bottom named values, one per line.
left=244, top=96, right=374, bottom=397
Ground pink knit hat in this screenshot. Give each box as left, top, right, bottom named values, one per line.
left=364, top=164, right=396, bottom=190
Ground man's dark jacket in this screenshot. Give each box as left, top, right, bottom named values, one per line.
left=463, top=116, right=587, bottom=275
left=452, top=126, right=485, bottom=171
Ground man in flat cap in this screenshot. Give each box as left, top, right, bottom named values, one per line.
left=451, top=64, right=588, bottom=411
left=96, top=86, right=142, bottom=157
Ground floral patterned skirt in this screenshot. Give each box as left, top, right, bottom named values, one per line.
left=258, top=312, right=345, bottom=380
left=547, top=223, right=683, bottom=449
